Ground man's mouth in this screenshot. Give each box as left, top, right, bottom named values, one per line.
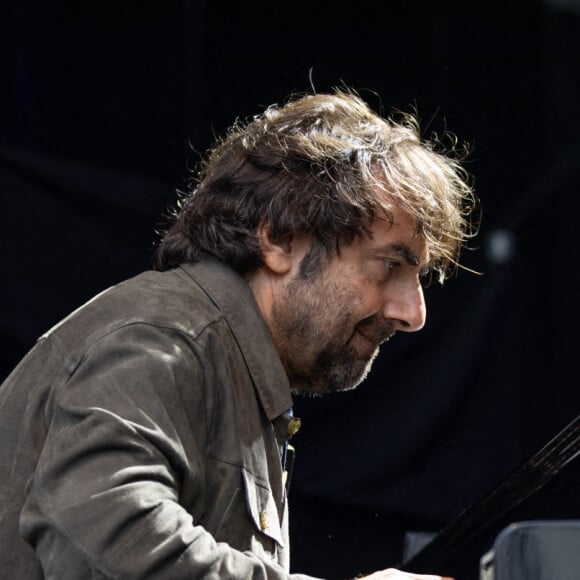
left=355, top=318, right=396, bottom=346
left=354, top=324, right=396, bottom=350
left=378, top=331, right=396, bottom=345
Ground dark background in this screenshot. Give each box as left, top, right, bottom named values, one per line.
left=1, top=1, right=579, bottom=578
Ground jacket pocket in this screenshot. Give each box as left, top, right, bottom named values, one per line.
left=211, top=465, right=285, bottom=557
left=241, top=468, right=285, bottom=548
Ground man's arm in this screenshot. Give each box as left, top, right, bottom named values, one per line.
left=19, top=324, right=318, bottom=580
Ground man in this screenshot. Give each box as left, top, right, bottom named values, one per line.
left=0, top=90, right=474, bottom=579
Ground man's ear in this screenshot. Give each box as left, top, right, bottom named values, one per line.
left=257, top=224, right=308, bottom=275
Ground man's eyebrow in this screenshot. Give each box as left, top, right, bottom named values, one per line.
left=384, top=243, right=421, bottom=267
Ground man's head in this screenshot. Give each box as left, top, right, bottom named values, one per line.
left=155, top=90, right=476, bottom=394
left=255, top=195, right=430, bottom=394
left=155, top=90, right=475, bottom=282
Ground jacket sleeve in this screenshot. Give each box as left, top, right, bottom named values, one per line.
left=20, top=323, right=321, bottom=580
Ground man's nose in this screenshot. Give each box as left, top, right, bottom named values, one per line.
left=382, top=278, right=426, bottom=332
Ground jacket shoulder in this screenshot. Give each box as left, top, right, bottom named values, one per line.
left=45, top=268, right=221, bottom=355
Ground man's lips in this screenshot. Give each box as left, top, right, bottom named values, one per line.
left=357, top=330, right=396, bottom=347
left=355, top=321, right=396, bottom=348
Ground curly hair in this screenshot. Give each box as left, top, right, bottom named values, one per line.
left=154, top=90, right=477, bottom=283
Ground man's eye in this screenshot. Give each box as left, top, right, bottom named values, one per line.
left=384, top=260, right=401, bottom=270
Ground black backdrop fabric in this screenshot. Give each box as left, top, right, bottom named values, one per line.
left=1, top=2, right=579, bottom=578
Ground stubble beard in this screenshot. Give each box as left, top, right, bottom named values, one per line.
left=270, top=275, right=392, bottom=396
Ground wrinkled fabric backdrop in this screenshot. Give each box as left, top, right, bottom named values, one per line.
left=1, top=2, right=579, bottom=578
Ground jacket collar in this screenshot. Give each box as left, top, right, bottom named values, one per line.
left=178, top=259, right=293, bottom=422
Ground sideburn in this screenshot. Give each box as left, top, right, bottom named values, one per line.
left=298, top=243, right=327, bottom=280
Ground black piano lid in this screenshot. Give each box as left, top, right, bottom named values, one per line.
left=402, top=415, right=580, bottom=580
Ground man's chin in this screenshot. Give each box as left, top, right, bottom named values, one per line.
left=292, top=350, right=379, bottom=396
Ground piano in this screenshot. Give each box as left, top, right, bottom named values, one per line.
left=401, top=416, right=580, bottom=580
